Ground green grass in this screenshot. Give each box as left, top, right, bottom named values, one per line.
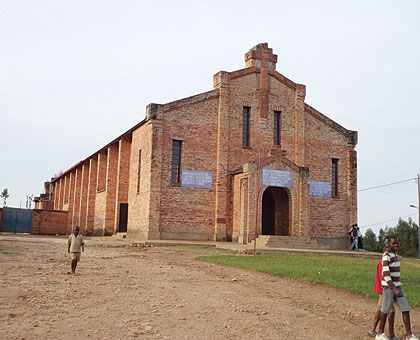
left=0, top=242, right=23, bottom=257
left=164, top=244, right=235, bottom=254
left=197, top=253, right=420, bottom=307
left=127, top=243, right=235, bottom=255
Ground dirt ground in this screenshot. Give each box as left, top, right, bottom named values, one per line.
left=0, top=236, right=419, bottom=340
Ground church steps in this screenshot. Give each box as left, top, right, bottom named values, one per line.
left=255, top=235, right=332, bottom=250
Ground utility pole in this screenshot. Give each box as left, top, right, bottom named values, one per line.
left=253, top=152, right=261, bottom=256
left=417, top=174, right=420, bottom=259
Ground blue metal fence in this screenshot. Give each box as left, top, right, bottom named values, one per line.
left=1, top=208, right=32, bottom=233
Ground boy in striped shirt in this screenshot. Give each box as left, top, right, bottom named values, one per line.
left=376, top=236, right=418, bottom=340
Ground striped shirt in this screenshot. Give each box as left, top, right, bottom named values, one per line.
left=381, top=250, right=401, bottom=289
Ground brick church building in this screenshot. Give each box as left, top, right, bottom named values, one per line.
left=44, top=43, right=357, bottom=246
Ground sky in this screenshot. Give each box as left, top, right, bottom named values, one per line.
left=1, top=0, right=419, bottom=235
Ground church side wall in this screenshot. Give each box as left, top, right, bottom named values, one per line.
left=93, top=190, right=107, bottom=234
left=127, top=122, right=155, bottom=239
left=158, top=97, right=219, bottom=240
left=304, top=112, right=356, bottom=237
left=113, top=137, right=131, bottom=233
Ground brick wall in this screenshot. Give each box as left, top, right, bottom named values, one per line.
left=113, top=137, right=131, bottom=233
left=127, top=121, right=156, bottom=239
left=156, top=94, right=220, bottom=240
left=31, top=209, right=68, bottom=235
left=86, top=157, right=98, bottom=234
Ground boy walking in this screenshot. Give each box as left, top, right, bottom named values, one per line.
left=376, top=236, right=418, bottom=340
left=68, top=226, right=84, bottom=274
left=367, top=259, right=397, bottom=339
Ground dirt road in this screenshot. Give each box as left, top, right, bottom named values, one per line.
left=0, top=236, right=419, bottom=340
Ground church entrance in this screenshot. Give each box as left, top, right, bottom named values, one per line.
left=262, top=187, right=290, bottom=236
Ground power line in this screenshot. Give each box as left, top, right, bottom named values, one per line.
left=358, top=182, right=414, bottom=200
left=358, top=178, right=416, bottom=192
left=359, top=213, right=417, bottom=229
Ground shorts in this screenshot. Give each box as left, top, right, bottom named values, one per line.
left=70, top=252, right=81, bottom=261
left=381, top=287, right=410, bottom=314
left=377, top=294, right=395, bottom=313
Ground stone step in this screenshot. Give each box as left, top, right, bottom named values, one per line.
left=112, top=232, right=127, bottom=239
left=256, top=235, right=311, bottom=240
left=255, top=235, right=332, bottom=250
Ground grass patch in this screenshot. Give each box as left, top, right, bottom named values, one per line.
left=42, top=279, right=59, bottom=285
left=164, top=244, right=235, bottom=254
left=0, top=242, right=23, bottom=257
left=197, top=253, right=420, bottom=307
left=47, top=256, right=69, bottom=264
left=127, top=244, right=235, bottom=256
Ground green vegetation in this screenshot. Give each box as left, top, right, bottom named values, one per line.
left=197, top=253, right=420, bottom=307
left=0, top=188, right=9, bottom=207
left=128, top=244, right=235, bottom=255
left=363, top=218, right=419, bottom=257
left=0, top=241, right=22, bottom=257
left=164, top=244, right=235, bottom=254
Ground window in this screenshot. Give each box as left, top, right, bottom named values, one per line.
left=171, top=140, right=182, bottom=184
left=137, top=150, right=142, bottom=194
left=332, top=158, right=339, bottom=197
left=242, top=106, right=250, bottom=147
left=274, top=111, right=281, bottom=146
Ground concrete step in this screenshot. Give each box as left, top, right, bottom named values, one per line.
left=112, top=232, right=127, bottom=239
left=255, top=235, right=332, bottom=250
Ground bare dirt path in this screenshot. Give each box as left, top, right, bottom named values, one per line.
left=0, top=236, right=419, bottom=340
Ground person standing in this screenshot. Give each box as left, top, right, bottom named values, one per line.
left=348, top=224, right=358, bottom=250
left=356, top=225, right=364, bottom=251
left=375, top=236, right=418, bottom=340
left=68, top=226, right=84, bottom=274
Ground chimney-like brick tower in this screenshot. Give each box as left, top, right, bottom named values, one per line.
left=245, top=43, right=278, bottom=119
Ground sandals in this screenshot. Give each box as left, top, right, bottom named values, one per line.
left=367, top=331, right=378, bottom=337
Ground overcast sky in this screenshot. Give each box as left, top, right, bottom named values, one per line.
left=1, top=0, right=419, bottom=235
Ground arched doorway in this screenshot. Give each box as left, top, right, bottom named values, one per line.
left=262, top=190, right=275, bottom=235
left=262, top=187, right=290, bottom=236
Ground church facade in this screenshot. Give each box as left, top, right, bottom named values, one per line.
left=45, top=43, right=358, bottom=245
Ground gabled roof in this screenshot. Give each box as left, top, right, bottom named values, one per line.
left=51, top=118, right=147, bottom=183
left=305, top=104, right=358, bottom=145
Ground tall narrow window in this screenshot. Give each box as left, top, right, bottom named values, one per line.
left=274, top=111, right=281, bottom=146
left=242, top=106, right=250, bottom=147
left=332, top=158, right=339, bottom=197
left=171, top=140, right=182, bottom=184
left=137, top=150, right=142, bottom=194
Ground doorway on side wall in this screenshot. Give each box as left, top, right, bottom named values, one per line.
left=262, top=186, right=290, bottom=236
left=118, top=203, right=128, bottom=232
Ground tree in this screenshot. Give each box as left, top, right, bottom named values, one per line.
left=363, top=228, right=380, bottom=252
left=0, top=188, right=9, bottom=207
left=26, top=194, right=33, bottom=209
left=362, top=218, right=419, bottom=257
left=53, top=170, right=63, bottom=179
left=377, top=228, right=387, bottom=252
left=392, top=218, right=418, bottom=258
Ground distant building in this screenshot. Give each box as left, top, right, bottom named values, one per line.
left=43, top=43, right=357, bottom=247
left=34, top=181, right=54, bottom=210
